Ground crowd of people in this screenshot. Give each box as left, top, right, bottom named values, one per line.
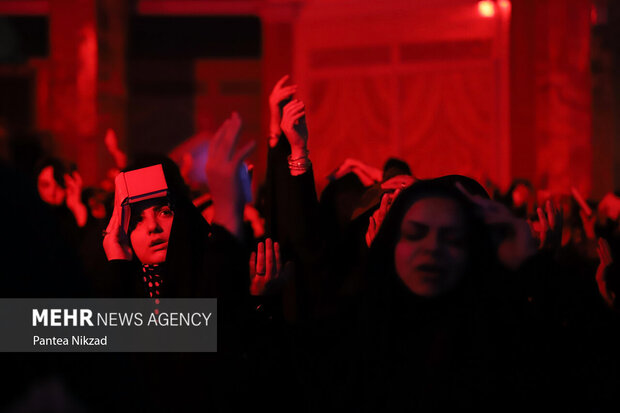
left=1, top=74, right=620, bottom=412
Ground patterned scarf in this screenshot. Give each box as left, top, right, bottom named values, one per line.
left=142, top=264, right=164, bottom=313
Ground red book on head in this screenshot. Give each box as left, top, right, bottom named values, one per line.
left=114, top=164, right=169, bottom=234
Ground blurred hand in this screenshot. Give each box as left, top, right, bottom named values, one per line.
left=381, top=175, right=415, bottom=191
left=104, top=128, right=127, bottom=169
left=596, top=238, right=615, bottom=308
left=535, top=200, right=563, bottom=251
left=599, top=193, right=620, bottom=222
left=579, top=209, right=597, bottom=240
left=64, top=171, right=88, bottom=227
left=366, top=189, right=401, bottom=247
left=330, top=158, right=383, bottom=186
left=457, top=183, right=537, bottom=270
left=180, top=152, right=194, bottom=184
left=249, top=238, right=281, bottom=296
left=205, top=112, right=255, bottom=238
left=269, top=75, right=298, bottom=146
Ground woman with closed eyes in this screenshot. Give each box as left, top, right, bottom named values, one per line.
left=353, top=179, right=504, bottom=412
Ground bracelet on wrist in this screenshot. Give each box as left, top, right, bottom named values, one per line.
left=287, top=153, right=312, bottom=173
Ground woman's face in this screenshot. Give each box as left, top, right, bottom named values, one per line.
left=37, top=166, right=65, bottom=206
left=130, top=203, right=174, bottom=265
left=394, top=197, right=469, bottom=297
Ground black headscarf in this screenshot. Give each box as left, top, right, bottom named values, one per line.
left=358, top=178, right=500, bottom=411
left=124, top=155, right=217, bottom=297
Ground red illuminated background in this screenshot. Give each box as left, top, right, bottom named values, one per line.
left=0, top=0, right=618, bottom=197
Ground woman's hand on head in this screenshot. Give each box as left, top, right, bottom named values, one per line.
left=366, top=189, right=401, bottom=247
left=456, top=183, right=537, bottom=271
left=102, top=203, right=133, bottom=261
left=205, top=112, right=255, bottom=239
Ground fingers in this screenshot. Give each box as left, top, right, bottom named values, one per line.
left=72, top=171, right=83, bottom=188
left=209, top=118, right=232, bottom=156
left=369, top=215, right=376, bottom=234
left=536, top=207, right=549, bottom=232
left=278, top=86, right=298, bottom=99
left=274, top=74, right=290, bottom=89
left=209, top=113, right=250, bottom=167
left=571, top=186, right=592, bottom=217
left=378, top=193, right=390, bottom=219
left=455, top=182, right=489, bottom=209
left=270, top=75, right=298, bottom=106
left=232, top=141, right=256, bottom=167
left=281, top=100, right=306, bottom=135
left=455, top=182, right=474, bottom=200
left=64, top=173, right=75, bottom=188
left=249, top=251, right=257, bottom=278
left=251, top=238, right=280, bottom=287
left=256, top=241, right=266, bottom=276
left=289, top=110, right=306, bottom=124
left=265, top=238, right=274, bottom=278
left=105, top=208, right=119, bottom=235
left=545, top=200, right=556, bottom=229
left=283, top=100, right=304, bottom=117
left=598, top=238, right=613, bottom=265
left=366, top=216, right=377, bottom=247
left=274, top=241, right=282, bottom=274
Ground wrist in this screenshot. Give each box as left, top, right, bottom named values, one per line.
left=290, top=144, right=308, bottom=160
left=268, top=131, right=281, bottom=148
left=287, top=150, right=311, bottom=176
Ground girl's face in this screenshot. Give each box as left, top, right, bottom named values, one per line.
left=130, top=203, right=174, bottom=265
left=394, top=197, right=469, bottom=297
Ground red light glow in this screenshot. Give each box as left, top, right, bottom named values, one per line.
left=590, top=5, right=598, bottom=25
left=478, top=1, right=496, bottom=18
left=498, top=0, right=511, bottom=11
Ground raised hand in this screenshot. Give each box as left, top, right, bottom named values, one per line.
left=381, top=175, right=415, bottom=191
left=535, top=200, right=563, bottom=251
left=269, top=75, right=298, bottom=147
left=205, top=112, right=255, bottom=238
left=579, top=209, right=597, bottom=240
left=366, top=189, right=401, bottom=247
left=330, top=158, right=383, bottom=186
left=456, top=182, right=537, bottom=270
left=249, top=238, right=281, bottom=296
left=280, top=99, right=308, bottom=159
left=596, top=238, right=615, bottom=308
left=104, top=128, right=127, bottom=169
left=64, top=171, right=88, bottom=227
left=599, top=192, right=620, bottom=222
left=102, top=186, right=133, bottom=261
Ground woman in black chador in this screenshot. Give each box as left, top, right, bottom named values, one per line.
left=356, top=179, right=504, bottom=412
left=102, top=155, right=248, bottom=300
left=98, top=113, right=254, bottom=412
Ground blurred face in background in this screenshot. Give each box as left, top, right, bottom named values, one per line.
left=37, top=166, right=66, bottom=206
left=394, top=197, right=469, bottom=297
left=129, top=200, right=174, bottom=265
left=511, top=184, right=531, bottom=208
